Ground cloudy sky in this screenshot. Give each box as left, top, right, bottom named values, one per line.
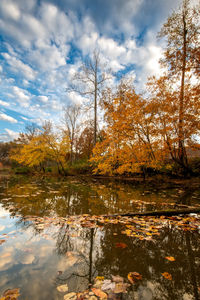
left=0, top=0, right=182, bottom=142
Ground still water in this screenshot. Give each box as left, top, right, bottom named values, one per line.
left=0, top=175, right=199, bottom=300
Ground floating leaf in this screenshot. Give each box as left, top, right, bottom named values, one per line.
left=162, top=272, right=172, bottom=280
left=128, top=272, right=142, bottom=284
left=95, top=276, right=104, bottom=281
left=91, top=288, right=107, bottom=299
left=114, top=282, right=130, bottom=294
left=3, top=288, right=20, bottom=299
left=57, top=284, right=68, bottom=292
left=101, top=280, right=115, bottom=291
left=165, top=256, right=175, bottom=262
left=115, top=243, right=127, bottom=249
left=111, top=275, right=124, bottom=283
left=64, top=292, right=77, bottom=300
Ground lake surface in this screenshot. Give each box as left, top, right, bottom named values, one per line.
left=0, top=175, right=200, bottom=300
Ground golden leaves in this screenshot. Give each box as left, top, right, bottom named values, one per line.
left=165, top=256, right=175, bottom=262
left=162, top=272, right=172, bottom=280
left=56, top=284, right=68, bottom=292
left=1, top=288, right=20, bottom=300
left=128, top=272, right=142, bottom=284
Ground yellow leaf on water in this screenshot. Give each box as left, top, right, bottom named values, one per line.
left=165, top=256, right=175, bottom=262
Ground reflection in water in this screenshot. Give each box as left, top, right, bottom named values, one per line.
left=0, top=176, right=199, bottom=299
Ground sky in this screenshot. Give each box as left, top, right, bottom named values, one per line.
left=0, top=0, right=182, bottom=142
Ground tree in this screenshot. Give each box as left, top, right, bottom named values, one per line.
left=91, top=83, right=162, bottom=176
left=68, top=50, right=110, bottom=145
left=147, top=75, right=200, bottom=169
left=158, top=0, right=200, bottom=171
left=76, top=125, right=94, bottom=159
left=10, top=122, right=70, bottom=174
left=63, top=104, right=81, bottom=163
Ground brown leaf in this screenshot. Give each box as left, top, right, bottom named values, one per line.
left=115, top=243, right=127, bottom=249
left=165, top=256, right=175, bottom=262
left=114, top=282, right=130, bottom=294
left=0, top=240, right=6, bottom=245
left=162, top=272, right=172, bottom=280
left=91, top=288, right=107, bottom=299
left=128, top=272, right=142, bottom=284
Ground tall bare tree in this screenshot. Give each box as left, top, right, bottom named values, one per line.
left=68, top=50, right=110, bottom=145
left=63, top=103, right=81, bottom=163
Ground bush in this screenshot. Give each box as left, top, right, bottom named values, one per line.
left=14, top=166, right=31, bottom=174
left=66, top=160, right=92, bottom=175
left=189, top=158, right=200, bottom=176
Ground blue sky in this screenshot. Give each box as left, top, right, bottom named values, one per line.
left=0, top=0, right=182, bottom=142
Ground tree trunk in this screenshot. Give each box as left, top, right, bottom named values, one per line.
left=94, top=61, right=97, bottom=145
left=178, top=10, right=188, bottom=172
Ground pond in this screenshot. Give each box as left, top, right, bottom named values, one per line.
left=0, top=175, right=200, bottom=300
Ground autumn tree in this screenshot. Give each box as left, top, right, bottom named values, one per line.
left=147, top=76, right=200, bottom=170
left=76, top=125, right=94, bottom=159
left=68, top=50, right=110, bottom=145
left=91, top=83, right=162, bottom=176
left=157, top=0, right=200, bottom=171
left=10, top=122, right=70, bottom=174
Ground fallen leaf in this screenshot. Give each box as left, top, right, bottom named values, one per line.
left=162, top=272, right=172, bottom=280
left=128, top=272, right=142, bottom=284
left=111, top=275, right=124, bottom=283
left=165, top=256, right=175, bottom=262
left=91, top=288, right=107, bottom=299
left=57, top=284, right=68, bottom=292
left=3, top=288, right=20, bottom=299
left=101, top=280, right=115, bottom=291
left=115, top=243, right=127, bottom=249
left=114, top=282, right=130, bottom=294
left=95, top=276, right=104, bottom=281
left=64, top=292, right=77, bottom=300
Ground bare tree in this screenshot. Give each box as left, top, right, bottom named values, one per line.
left=67, top=50, right=110, bottom=145
left=63, top=103, right=81, bottom=163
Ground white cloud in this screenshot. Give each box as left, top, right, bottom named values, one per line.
left=0, top=112, right=18, bottom=123
left=38, top=96, right=48, bottom=103
left=13, top=86, right=31, bottom=107
left=145, top=45, right=163, bottom=75
left=0, top=100, right=10, bottom=107
left=39, top=3, right=74, bottom=44
left=0, top=0, right=21, bottom=21
left=20, top=116, right=28, bottom=121
left=5, top=128, right=19, bottom=140
left=98, top=37, right=126, bottom=59
left=68, top=91, right=87, bottom=105
left=2, top=52, right=37, bottom=80
left=28, top=44, right=67, bottom=71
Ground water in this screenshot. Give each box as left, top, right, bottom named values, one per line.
left=0, top=175, right=199, bottom=300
